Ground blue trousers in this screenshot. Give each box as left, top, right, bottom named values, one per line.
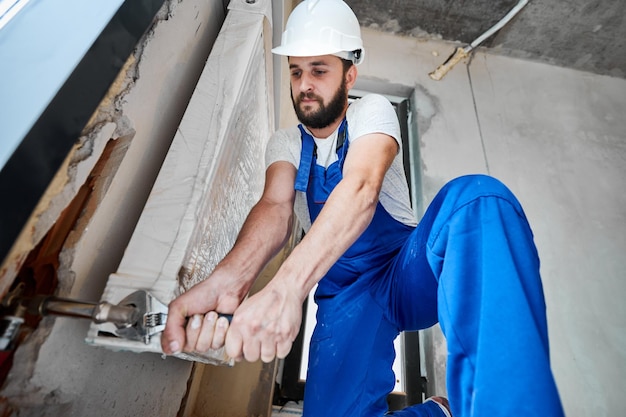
left=303, top=175, right=564, bottom=417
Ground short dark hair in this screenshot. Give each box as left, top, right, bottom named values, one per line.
left=340, top=58, right=354, bottom=73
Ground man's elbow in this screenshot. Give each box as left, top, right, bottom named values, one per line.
left=353, top=179, right=381, bottom=212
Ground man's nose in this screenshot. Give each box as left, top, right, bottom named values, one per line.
left=299, top=72, right=314, bottom=93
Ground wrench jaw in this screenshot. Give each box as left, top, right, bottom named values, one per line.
left=113, top=290, right=167, bottom=345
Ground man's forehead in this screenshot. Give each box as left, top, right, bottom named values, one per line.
left=288, top=55, right=341, bottom=68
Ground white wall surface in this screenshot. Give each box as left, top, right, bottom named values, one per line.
left=471, top=54, right=626, bottom=416
left=358, top=27, right=626, bottom=416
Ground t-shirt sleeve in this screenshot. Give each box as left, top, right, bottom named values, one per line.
left=265, top=126, right=301, bottom=170
left=347, top=94, right=402, bottom=150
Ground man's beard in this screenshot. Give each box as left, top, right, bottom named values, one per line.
left=292, top=79, right=348, bottom=130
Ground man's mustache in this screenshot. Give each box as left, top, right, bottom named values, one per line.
left=297, top=92, right=322, bottom=103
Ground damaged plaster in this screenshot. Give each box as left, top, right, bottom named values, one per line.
left=0, top=121, right=118, bottom=297
left=411, top=84, right=439, bottom=138
left=0, top=28, right=146, bottom=417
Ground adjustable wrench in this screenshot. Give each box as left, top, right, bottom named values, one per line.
left=1, top=288, right=234, bottom=366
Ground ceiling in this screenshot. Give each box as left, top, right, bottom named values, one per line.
left=345, top=0, right=626, bottom=79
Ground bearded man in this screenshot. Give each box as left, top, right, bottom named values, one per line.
left=162, top=1, right=565, bottom=416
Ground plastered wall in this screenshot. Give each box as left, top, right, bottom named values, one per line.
left=357, top=27, right=626, bottom=416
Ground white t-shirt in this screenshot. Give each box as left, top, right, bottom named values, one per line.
left=265, top=94, right=417, bottom=232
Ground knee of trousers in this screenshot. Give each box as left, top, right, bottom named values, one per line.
left=424, top=174, right=535, bottom=276
left=446, top=174, right=516, bottom=201
left=434, top=174, right=527, bottom=222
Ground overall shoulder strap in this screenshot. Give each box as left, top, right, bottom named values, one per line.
left=295, top=124, right=315, bottom=192
left=294, top=119, right=349, bottom=192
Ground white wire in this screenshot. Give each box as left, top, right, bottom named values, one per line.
left=470, top=0, right=529, bottom=48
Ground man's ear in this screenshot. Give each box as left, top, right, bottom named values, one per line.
left=345, top=64, right=358, bottom=89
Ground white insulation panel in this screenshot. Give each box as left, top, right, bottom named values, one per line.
left=86, top=0, right=273, bottom=360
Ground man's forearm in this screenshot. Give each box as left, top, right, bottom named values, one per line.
left=272, top=176, right=378, bottom=301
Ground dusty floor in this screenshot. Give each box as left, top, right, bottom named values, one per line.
left=272, top=401, right=304, bottom=416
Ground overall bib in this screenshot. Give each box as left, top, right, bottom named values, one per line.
left=295, top=122, right=565, bottom=417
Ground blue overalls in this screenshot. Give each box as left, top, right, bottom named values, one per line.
left=295, top=121, right=565, bottom=417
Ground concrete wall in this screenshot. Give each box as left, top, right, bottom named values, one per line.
left=1, top=1, right=227, bottom=415
left=357, top=27, right=626, bottom=416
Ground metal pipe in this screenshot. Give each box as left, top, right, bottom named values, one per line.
left=41, top=298, right=97, bottom=319
left=23, top=296, right=138, bottom=326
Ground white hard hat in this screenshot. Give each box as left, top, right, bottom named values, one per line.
left=272, top=0, right=364, bottom=65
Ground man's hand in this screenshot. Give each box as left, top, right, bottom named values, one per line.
left=161, top=269, right=245, bottom=355
left=225, top=278, right=303, bottom=363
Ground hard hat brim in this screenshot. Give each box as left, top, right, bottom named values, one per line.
left=271, top=40, right=345, bottom=58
